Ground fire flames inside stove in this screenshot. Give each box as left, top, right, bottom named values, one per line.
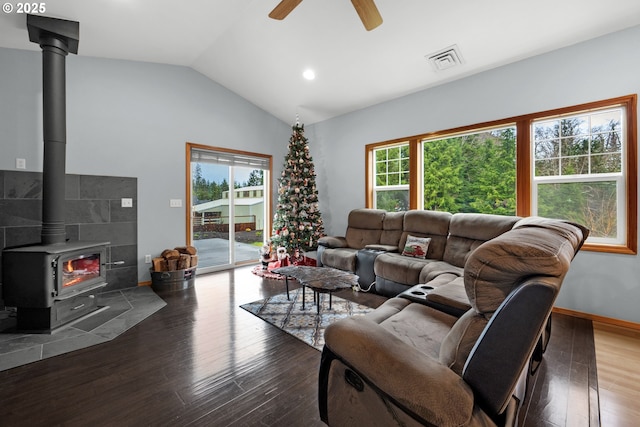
left=62, top=253, right=101, bottom=288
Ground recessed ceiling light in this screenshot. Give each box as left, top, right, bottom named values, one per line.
left=303, top=69, right=316, bottom=80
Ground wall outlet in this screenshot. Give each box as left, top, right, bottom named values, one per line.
left=170, top=199, right=182, bottom=208
left=121, top=198, right=133, bottom=208
left=144, top=254, right=152, bottom=264
left=16, top=158, right=26, bottom=169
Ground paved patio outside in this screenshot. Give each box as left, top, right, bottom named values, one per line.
left=193, top=237, right=261, bottom=268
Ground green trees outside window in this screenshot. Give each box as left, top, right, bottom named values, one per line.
left=374, top=144, right=410, bottom=211
left=423, top=127, right=516, bottom=215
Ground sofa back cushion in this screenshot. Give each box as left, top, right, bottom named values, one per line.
left=442, top=213, right=520, bottom=268
left=344, top=209, right=386, bottom=249
left=399, top=210, right=451, bottom=260
left=379, top=211, right=404, bottom=248
left=439, top=309, right=488, bottom=375
left=463, top=219, right=587, bottom=315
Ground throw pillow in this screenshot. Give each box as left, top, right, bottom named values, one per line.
left=402, top=235, right=431, bottom=259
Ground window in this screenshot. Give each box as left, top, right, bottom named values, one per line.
left=372, top=143, right=410, bottom=211
left=365, top=95, right=637, bottom=254
left=532, top=108, right=625, bottom=245
left=423, top=126, right=517, bottom=215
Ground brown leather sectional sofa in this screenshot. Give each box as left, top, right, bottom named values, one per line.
left=317, top=208, right=521, bottom=316
left=317, top=209, right=589, bottom=426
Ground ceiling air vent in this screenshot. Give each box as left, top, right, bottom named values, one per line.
left=426, top=45, right=464, bottom=72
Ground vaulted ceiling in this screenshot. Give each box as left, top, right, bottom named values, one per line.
left=1, top=0, right=639, bottom=124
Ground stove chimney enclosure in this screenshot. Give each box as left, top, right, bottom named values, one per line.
left=27, top=14, right=79, bottom=245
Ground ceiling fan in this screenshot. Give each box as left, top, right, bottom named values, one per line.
left=269, top=0, right=383, bottom=31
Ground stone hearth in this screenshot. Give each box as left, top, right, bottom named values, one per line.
left=0, top=286, right=165, bottom=371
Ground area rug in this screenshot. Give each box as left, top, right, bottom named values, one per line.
left=240, top=288, right=372, bottom=351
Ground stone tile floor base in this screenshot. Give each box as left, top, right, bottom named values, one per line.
left=0, top=286, right=166, bottom=372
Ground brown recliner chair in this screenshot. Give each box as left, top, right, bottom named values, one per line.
left=317, top=208, right=388, bottom=272
left=318, top=218, right=588, bottom=427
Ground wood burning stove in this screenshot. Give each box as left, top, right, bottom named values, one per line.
left=1, top=15, right=114, bottom=332
left=2, top=242, right=109, bottom=332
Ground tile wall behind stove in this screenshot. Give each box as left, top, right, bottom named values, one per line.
left=0, top=170, right=138, bottom=307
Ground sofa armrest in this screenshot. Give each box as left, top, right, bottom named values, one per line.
left=318, top=236, right=348, bottom=248
left=323, top=317, right=476, bottom=426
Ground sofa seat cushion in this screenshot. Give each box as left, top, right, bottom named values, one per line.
left=321, top=248, right=359, bottom=272
left=364, top=298, right=457, bottom=359
left=418, top=261, right=464, bottom=284
left=374, top=252, right=436, bottom=286
left=425, top=278, right=471, bottom=314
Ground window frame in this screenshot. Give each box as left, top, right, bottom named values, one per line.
left=365, top=94, right=637, bottom=254
left=185, top=142, right=273, bottom=255
left=370, top=142, right=411, bottom=211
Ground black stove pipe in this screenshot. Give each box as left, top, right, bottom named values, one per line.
left=27, top=15, right=79, bottom=245
left=40, top=35, right=69, bottom=245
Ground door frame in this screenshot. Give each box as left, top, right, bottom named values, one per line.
left=185, top=142, right=273, bottom=271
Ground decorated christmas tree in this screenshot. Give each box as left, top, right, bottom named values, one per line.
left=271, top=122, right=325, bottom=255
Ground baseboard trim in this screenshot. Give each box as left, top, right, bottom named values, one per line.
left=138, top=281, right=152, bottom=287
left=553, top=306, right=640, bottom=331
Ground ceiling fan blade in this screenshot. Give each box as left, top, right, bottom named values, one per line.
left=351, top=0, right=383, bottom=31
left=269, top=0, right=303, bottom=20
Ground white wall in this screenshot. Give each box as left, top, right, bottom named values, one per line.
left=309, top=25, right=640, bottom=324
left=0, top=47, right=290, bottom=282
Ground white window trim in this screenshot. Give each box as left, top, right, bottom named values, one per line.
left=531, top=173, right=625, bottom=245
left=531, top=106, right=627, bottom=246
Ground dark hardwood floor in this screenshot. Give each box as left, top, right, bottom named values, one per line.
left=0, top=266, right=597, bottom=426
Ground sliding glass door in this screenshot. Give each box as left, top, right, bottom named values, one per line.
left=188, top=144, right=271, bottom=273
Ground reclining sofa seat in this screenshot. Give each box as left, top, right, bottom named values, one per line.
left=373, top=210, right=452, bottom=295
left=317, top=208, right=387, bottom=272
left=375, top=212, right=520, bottom=300
left=318, top=218, right=588, bottom=427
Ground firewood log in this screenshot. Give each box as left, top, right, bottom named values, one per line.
left=175, top=246, right=197, bottom=255
left=167, top=259, right=178, bottom=271
left=152, top=257, right=168, bottom=272
left=178, top=254, right=191, bottom=270
left=161, top=249, right=180, bottom=260
left=190, top=255, right=198, bottom=267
